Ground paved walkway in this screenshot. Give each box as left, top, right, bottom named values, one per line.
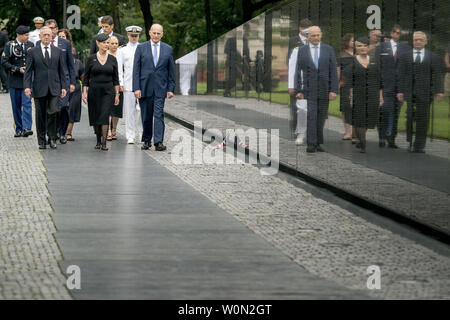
left=1, top=93, right=450, bottom=299
left=165, top=96, right=450, bottom=235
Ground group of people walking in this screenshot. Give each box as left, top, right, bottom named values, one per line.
left=2, top=15, right=175, bottom=152
left=288, top=21, right=445, bottom=153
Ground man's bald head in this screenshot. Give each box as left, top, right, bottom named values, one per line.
left=308, top=26, right=322, bottom=45
left=149, top=24, right=164, bottom=43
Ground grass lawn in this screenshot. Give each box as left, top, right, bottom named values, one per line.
left=195, top=82, right=449, bottom=139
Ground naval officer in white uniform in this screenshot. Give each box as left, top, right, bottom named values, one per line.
left=28, top=17, right=45, bottom=45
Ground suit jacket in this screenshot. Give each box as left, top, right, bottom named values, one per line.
left=90, top=32, right=126, bottom=54
left=398, top=48, right=444, bottom=103
left=375, top=41, right=410, bottom=94
left=37, top=37, right=75, bottom=86
left=295, top=43, right=338, bottom=101
left=132, top=41, right=175, bottom=98
left=24, top=45, right=68, bottom=98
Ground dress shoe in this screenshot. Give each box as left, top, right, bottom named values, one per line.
left=23, top=130, right=33, bottom=137
left=306, top=145, right=316, bottom=153
left=38, top=144, right=46, bottom=150
left=60, top=136, right=67, bottom=144
left=141, top=141, right=151, bottom=150
left=316, top=145, right=325, bottom=152
left=155, top=142, right=167, bottom=151
left=49, top=140, right=57, bottom=149
left=14, top=131, right=23, bottom=138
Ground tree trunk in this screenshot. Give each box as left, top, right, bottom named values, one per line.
left=204, top=0, right=212, bottom=42
left=138, top=0, right=153, bottom=41
left=112, top=0, right=121, bottom=34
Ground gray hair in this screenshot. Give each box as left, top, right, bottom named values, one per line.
left=413, top=31, right=428, bottom=40
left=150, top=24, right=164, bottom=32
left=40, top=26, right=51, bottom=34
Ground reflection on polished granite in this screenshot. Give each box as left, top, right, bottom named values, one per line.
left=165, top=95, right=450, bottom=235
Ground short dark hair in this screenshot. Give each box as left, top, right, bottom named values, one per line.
left=391, top=24, right=401, bottom=32
left=45, top=19, right=58, bottom=28
left=341, top=33, right=354, bottom=51
left=299, top=18, right=312, bottom=29
left=101, top=16, right=114, bottom=25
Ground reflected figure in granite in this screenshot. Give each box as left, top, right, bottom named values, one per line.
left=368, top=29, right=381, bottom=54
left=253, top=50, right=264, bottom=94
left=375, top=25, right=410, bottom=149
left=397, top=32, right=444, bottom=153
left=242, top=24, right=252, bottom=97
left=444, top=44, right=450, bottom=97
left=223, top=34, right=238, bottom=97
left=295, top=26, right=338, bottom=153
left=176, top=50, right=197, bottom=96
left=288, top=18, right=312, bottom=145
left=337, top=33, right=355, bottom=143
left=342, top=37, right=381, bottom=153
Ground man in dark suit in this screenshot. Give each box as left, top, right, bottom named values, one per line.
left=1, top=26, right=34, bottom=137
left=0, top=25, right=9, bottom=93
left=375, top=24, right=410, bottom=148
left=41, top=19, right=75, bottom=144
left=24, top=26, right=68, bottom=150
left=133, top=24, right=175, bottom=151
left=90, top=15, right=126, bottom=54
left=295, top=26, right=338, bottom=153
left=397, top=31, right=444, bottom=153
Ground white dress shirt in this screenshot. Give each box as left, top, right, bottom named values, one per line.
left=151, top=41, right=161, bottom=64
left=413, top=48, right=425, bottom=63
left=299, top=33, right=307, bottom=45
left=390, top=39, right=398, bottom=56
left=41, top=42, right=51, bottom=59
left=51, top=36, right=59, bottom=48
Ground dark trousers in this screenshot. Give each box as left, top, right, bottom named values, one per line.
left=306, top=99, right=328, bottom=146
left=9, top=88, right=32, bottom=133
left=379, top=92, right=401, bottom=142
left=289, top=95, right=297, bottom=137
left=140, top=95, right=166, bottom=144
left=35, top=93, right=59, bottom=145
left=0, top=65, right=8, bottom=90
left=406, top=99, right=430, bottom=151
left=58, top=106, right=70, bottom=137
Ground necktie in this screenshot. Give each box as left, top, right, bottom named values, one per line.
left=44, top=46, right=50, bottom=64
left=414, top=51, right=421, bottom=64
left=51, top=39, right=55, bottom=46
left=153, top=43, right=158, bottom=66
left=313, top=45, right=319, bottom=69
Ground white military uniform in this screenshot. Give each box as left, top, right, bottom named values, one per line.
left=118, top=37, right=142, bottom=142
left=176, top=50, right=198, bottom=95
left=288, top=32, right=308, bottom=137
left=29, top=17, right=45, bottom=45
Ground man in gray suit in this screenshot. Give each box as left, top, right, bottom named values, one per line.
left=295, top=26, right=338, bottom=153
left=24, top=27, right=67, bottom=150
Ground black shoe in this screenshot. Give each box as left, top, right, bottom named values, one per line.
left=60, top=136, right=67, bottom=144
left=49, top=139, right=57, bottom=149
left=155, top=142, right=167, bottom=151
left=14, top=131, right=23, bottom=138
left=316, top=145, right=325, bottom=152
left=306, top=145, right=316, bottom=153
left=38, top=144, right=46, bottom=150
left=379, top=140, right=386, bottom=148
left=23, top=130, right=33, bottom=137
left=141, top=141, right=151, bottom=150
left=95, top=143, right=101, bottom=149
left=388, top=143, right=399, bottom=149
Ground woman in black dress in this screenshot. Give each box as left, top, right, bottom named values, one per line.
left=82, top=33, right=120, bottom=151
left=65, top=48, right=84, bottom=141
left=342, top=37, right=382, bottom=153
left=337, top=33, right=355, bottom=141
left=106, top=35, right=123, bottom=141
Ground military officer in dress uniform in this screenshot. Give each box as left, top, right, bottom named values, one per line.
left=118, top=25, right=142, bottom=144
left=29, top=17, right=45, bottom=45
left=1, top=25, right=34, bottom=137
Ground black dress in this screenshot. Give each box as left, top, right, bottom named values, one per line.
left=343, top=56, right=381, bottom=129
left=69, top=58, right=84, bottom=123
left=83, top=54, right=119, bottom=126
left=338, top=51, right=354, bottom=124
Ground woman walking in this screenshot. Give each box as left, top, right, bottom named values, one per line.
left=106, top=35, right=123, bottom=141
left=82, top=33, right=120, bottom=151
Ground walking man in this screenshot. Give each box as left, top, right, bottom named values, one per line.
left=133, top=24, right=175, bottom=151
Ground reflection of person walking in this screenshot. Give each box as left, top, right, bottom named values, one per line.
left=133, top=24, right=175, bottom=152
